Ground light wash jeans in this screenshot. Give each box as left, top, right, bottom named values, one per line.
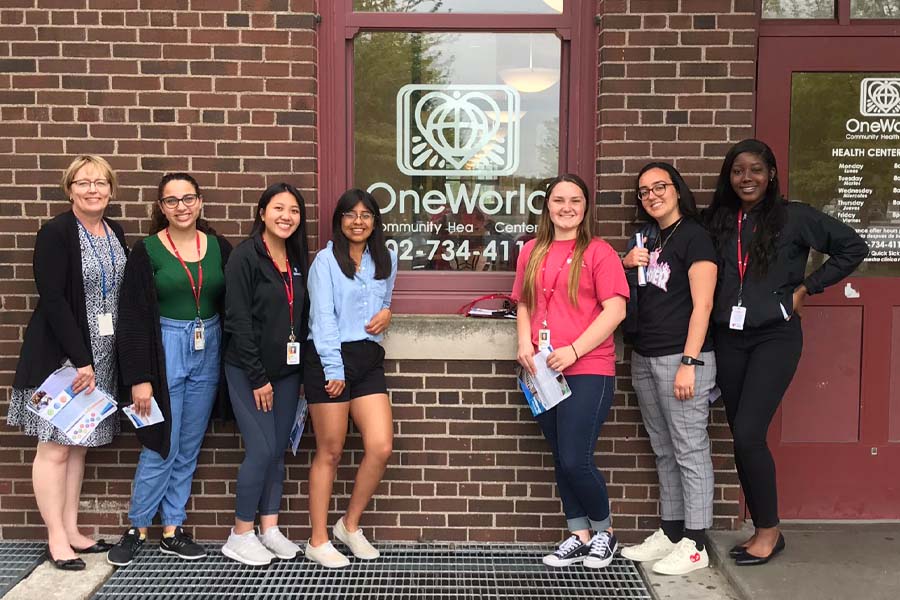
left=128, top=315, right=220, bottom=528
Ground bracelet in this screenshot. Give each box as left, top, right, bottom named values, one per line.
left=571, top=344, right=579, bottom=360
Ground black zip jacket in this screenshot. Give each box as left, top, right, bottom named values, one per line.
left=223, top=234, right=309, bottom=388
left=712, top=201, right=868, bottom=330
left=116, top=234, right=233, bottom=458
left=14, top=210, right=128, bottom=389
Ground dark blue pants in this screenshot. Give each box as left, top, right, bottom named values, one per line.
left=225, top=364, right=300, bottom=522
left=535, top=374, right=614, bottom=532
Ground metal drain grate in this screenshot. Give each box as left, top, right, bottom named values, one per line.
left=0, top=541, right=46, bottom=598
left=93, top=543, right=651, bottom=600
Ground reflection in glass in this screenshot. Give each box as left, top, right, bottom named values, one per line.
left=353, top=0, right=563, bottom=13
left=789, top=72, right=900, bottom=276
left=353, top=32, right=561, bottom=272
left=762, top=0, right=834, bottom=18
left=851, top=0, right=900, bottom=17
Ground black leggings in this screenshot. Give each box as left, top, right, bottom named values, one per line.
left=714, top=318, right=802, bottom=529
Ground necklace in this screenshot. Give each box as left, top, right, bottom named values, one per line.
left=654, top=218, right=684, bottom=255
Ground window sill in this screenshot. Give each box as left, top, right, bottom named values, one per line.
left=383, top=314, right=517, bottom=361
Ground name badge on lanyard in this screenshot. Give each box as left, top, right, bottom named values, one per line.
left=538, top=329, right=551, bottom=351
left=261, top=235, right=299, bottom=366
left=730, top=210, right=750, bottom=331
left=537, top=246, right=573, bottom=351
left=166, top=228, right=206, bottom=350
left=79, top=219, right=117, bottom=337
left=286, top=341, right=300, bottom=365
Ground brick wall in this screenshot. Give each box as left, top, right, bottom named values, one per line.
left=0, top=0, right=756, bottom=544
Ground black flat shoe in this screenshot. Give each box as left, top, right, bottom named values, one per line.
left=45, top=547, right=86, bottom=571
left=734, top=533, right=786, bottom=566
left=729, top=543, right=748, bottom=558
left=73, top=539, right=114, bottom=554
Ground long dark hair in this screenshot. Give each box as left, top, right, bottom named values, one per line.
left=634, top=162, right=699, bottom=223
left=331, top=188, right=391, bottom=280
left=150, top=172, right=216, bottom=235
left=705, top=139, right=786, bottom=276
left=520, top=173, right=594, bottom=310
left=251, top=182, right=310, bottom=275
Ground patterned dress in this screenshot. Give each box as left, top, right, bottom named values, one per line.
left=7, top=223, right=126, bottom=446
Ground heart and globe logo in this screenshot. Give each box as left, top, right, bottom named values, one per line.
left=859, top=78, right=900, bottom=117
left=396, top=84, right=521, bottom=176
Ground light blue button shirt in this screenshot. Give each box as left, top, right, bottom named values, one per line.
left=308, top=241, right=398, bottom=381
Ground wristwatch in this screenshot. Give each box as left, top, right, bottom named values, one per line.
left=681, top=355, right=705, bottom=366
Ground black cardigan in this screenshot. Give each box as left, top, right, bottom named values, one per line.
left=116, top=233, right=233, bottom=458
left=13, top=210, right=128, bottom=390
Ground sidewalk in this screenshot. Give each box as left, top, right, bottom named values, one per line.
left=709, top=522, right=900, bottom=600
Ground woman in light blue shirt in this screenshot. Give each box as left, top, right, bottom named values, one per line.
left=303, top=188, right=398, bottom=568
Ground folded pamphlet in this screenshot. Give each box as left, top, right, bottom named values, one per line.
left=27, top=366, right=118, bottom=444
left=122, top=397, right=165, bottom=428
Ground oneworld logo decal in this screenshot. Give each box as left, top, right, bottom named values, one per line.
left=396, top=84, right=521, bottom=177
left=859, top=78, right=900, bottom=117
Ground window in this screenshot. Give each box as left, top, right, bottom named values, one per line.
left=763, top=0, right=835, bottom=18
left=319, top=0, right=596, bottom=311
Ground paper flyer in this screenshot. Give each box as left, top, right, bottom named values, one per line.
left=27, top=366, right=118, bottom=443
left=516, top=348, right=573, bottom=417
left=122, top=396, right=165, bottom=429
left=289, top=395, right=308, bottom=456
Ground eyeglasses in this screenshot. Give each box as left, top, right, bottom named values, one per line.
left=72, top=179, right=110, bottom=192
left=637, top=182, right=675, bottom=201
left=342, top=211, right=374, bottom=222
left=160, top=194, right=200, bottom=208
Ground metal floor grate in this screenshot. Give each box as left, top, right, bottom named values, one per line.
left=92, top=543, right=652, bottom=600
left=0, top=541, right=46, bottom=598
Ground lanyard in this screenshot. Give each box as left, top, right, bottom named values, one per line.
left=539, top=244, right=575, bottom=327
left=261, top=235, right=295, bottom=342
left=736, top=210, right=750, bottom=303
left=165, top=228, right=203, bottom=318
left=77, top=219, right=117, bottom=307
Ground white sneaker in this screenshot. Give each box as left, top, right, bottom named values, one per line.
left=651, top=538, right=709, bottom=575
left=333, top=517, right=380, bottom=560
left=304, top=540, right=350, bottom=568
left=259, top=526, right=300, bottom=560
left=620, top=529, right=676, bottom=562
left=221, top=529, right=276, bottom=566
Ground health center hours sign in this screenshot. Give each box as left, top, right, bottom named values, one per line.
left=789, top=74, right=900, bottom=275
left=359, top=82, right=553, bottom=273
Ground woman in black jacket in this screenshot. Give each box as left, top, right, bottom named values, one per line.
left=706, top=139, right=868, bottom=566
left=107, top=173, right=231, bottom=567
left=220, top=183, right=310, bottom=566
left=7, top=155, right=127, bottom=570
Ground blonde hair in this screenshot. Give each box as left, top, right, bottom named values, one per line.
left=60, top=155, right=118, bottom=201
left=520, top=174, right=594, bottom=311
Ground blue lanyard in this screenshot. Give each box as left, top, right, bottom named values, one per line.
left=77, top=219, right=117, bottom=307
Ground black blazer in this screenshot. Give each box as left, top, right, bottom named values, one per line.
left=13, top=210, right=128, bottom=390
left=116, top=233, right=233, bottom=458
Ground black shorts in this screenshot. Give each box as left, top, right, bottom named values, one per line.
left=304, top=340, right=387, bottom=404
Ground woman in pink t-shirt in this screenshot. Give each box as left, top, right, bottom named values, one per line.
left=512, top=174, right=629, bottom=569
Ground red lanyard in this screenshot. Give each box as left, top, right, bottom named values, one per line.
left=261, top=235, right=295, bottom=339
left=165, top=228, right=203, bottom=317
left=736, top=210, right=749, bottom=286
left=539, top=244, right=575, bottom=326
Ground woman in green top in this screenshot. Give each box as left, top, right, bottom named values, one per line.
left=108, top=173, right=232, bottom=566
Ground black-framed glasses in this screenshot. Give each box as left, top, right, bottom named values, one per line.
left=342, top=211, right=374, bottom=222
left=637, top=182, right=675, bottom=201
left=160, top=194, right=200, bottom=208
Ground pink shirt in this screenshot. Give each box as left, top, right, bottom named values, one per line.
left=512, top=238, right=629, bottom=376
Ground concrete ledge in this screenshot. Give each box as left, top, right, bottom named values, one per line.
left=5, top=552, right=114, bottom=600
left=383, top=314, right=517, bottom=360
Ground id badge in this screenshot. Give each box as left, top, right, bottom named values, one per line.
left=729, top=305, right=747, bottom=330
left=97, top=312, right=114, bottom=336
left=538, top=329, right=551, bottom=351
left=286, top=342, right=300, bottom=365
left=193, top=322, right=205, bottom=351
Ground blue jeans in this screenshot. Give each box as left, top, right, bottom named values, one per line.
left=128, top=315, right=221, bottom=528
left=535, top=374, right=614, bottom=533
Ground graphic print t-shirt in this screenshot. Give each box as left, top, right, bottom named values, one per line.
left=634, top=218, right=717, bottom=357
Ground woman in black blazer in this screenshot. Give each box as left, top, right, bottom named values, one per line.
left=6, top=156, right=128, bottom=570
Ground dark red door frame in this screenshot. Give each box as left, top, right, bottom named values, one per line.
left=317, top=0, right=598, bottom=312
left=756, top=35, right=900, bottom=518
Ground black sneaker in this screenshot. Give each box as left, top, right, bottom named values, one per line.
left=107, top=528, right=145, bottom=566
left=542, top=534, right=590, bottom=567
left=584, top=531, right=618, bottom=569
left=159, top=527, right=206, bottom=560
